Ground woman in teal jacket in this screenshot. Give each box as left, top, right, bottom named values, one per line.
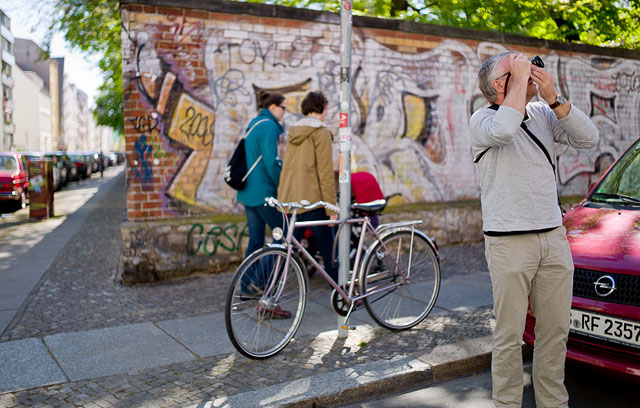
left=237, top=92, right=286, bottom=258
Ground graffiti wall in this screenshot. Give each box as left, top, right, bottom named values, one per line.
left=119, top=1, right=640, bottom=282
left=121, top=2, right=640, bottom=222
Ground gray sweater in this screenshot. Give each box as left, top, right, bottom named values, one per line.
left=469, top=101, right=599, bottom=233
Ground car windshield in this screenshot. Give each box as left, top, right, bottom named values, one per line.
left=0, top=155, right=18, bottom=171
left=590, top=140, right=640, bottom=206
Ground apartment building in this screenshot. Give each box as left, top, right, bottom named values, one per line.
left=0, top=8, right=15, bottom=150
left=13, top=64, right=52, bottom=151
left=13, top=38, right=63, bottom=151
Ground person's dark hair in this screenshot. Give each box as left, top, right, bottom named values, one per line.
left=301, top=91, right=328, bottom=116
left=258, top=92, right=285, bottom=109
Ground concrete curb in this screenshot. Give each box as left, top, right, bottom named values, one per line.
left=189, top=336, right=493, bottom=408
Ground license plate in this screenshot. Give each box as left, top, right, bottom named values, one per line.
left=570, top=309, right=640, bottom=349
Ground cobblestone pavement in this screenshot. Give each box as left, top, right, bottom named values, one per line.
left=0, top=175, right=493, bottom=407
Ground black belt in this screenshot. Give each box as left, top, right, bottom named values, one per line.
left=484, top=226, right=558, bottom=236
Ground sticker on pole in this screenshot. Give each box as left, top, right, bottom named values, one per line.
left=339, top=127, right=352, bottom=152
left=338, top=155, right=349, bottom=183
left=340, top=112, right=349, bottom=128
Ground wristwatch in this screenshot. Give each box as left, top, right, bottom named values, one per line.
left=549, top=94, right=566, bottom=110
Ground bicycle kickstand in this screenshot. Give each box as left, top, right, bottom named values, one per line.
left=340, top=300, right=359, bottom=331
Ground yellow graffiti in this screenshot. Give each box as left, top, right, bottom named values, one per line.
left=403, top=93, right=427, bottom=141
left=167, top=93, right=215, bottom=206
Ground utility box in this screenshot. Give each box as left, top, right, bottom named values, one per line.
left=28, top=159, right=54, bottom=220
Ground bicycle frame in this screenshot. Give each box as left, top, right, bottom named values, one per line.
left=267, top=206, right=424, bottom=312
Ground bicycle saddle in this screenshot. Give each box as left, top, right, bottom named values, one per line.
left=351, top=199, right=386, bottom=213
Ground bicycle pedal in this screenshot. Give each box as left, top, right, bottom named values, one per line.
left=341, top=325, right=356, bottom=330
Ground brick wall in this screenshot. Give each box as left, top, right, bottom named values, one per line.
left=119, top=0, right=640, bottom=282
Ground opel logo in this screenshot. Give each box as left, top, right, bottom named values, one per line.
left=593, top=275, right=616, bottom=297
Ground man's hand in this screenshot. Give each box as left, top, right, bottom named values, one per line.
left=530, top=65, right=557, bottom=104
left=530, top=65, right=571, bottom=118
left=509, top=54, right=532, bottom=82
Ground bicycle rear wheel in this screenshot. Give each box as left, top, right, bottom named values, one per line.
left=225, top=247, right=307, bottom=359
left=359, top=230, right=440, bottom=330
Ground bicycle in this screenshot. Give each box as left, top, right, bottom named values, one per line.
left=225, top=197, right=441, bottom=359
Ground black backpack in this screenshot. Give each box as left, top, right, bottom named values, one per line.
left=224, top=119, right=268, bottom=190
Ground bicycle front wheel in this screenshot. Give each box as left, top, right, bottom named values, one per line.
left=225, top=247, right=307, bottom=359
left=359, top=230, right=440, bottom=330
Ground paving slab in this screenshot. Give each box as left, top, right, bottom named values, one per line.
left=0, top=338, right=67, bottom=393
left=434, top=275, right=493, bottom=312
left=44, top=322, right=196, bottom=381
left=157, top=313, right=235, bottom=358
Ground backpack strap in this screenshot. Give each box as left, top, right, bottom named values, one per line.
left=241, top=118, right=270, bottom=182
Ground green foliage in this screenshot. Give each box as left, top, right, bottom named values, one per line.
left=41, top=0, right=122, bottom=132
left=238, top=0, right=640, bottom=49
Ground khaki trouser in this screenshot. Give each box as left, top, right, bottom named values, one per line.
left=484, top=226, right=573, bottom=408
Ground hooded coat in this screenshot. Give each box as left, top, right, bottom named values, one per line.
left=236, top=109, right=284, bottom=207
left=278, top=117, right=337, bottom=215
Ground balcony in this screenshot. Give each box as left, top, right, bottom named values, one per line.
left=2, top=73, right=13, bottom=87
left=1, top=50, right=14, bottom=66
left=4, top=122, right=13, bottom=135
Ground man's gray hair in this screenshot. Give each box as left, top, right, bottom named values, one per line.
left=478, top=52, right=516, bottom=104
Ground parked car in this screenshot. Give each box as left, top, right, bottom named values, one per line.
left=46, top=151, right=75, bottom=186
left=106, top=152, right=117, bottom=167
left=0, top=152, right=29, bottom=211
left=523, top=138, right=640, bottom=379
left=88, top=152, right=100, bottom=174
left=22, top=152, right=61, bottom=192
left=69, top=153, right=90, bottom=179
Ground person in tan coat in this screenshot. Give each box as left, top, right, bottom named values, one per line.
left=278, top=91, right=338, bottom=280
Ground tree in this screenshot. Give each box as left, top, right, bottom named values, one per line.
left=241, top=0, right=640, bottom=50
left=39, top=0, right=122, bottom=133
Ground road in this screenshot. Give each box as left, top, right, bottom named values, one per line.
left=340, top=361, right=638, bottom=407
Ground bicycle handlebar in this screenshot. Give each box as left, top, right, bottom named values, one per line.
left=265, top=197, right=340, bottom=213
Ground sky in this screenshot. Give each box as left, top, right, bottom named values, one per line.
left=3, top=0, right=102, bottom=106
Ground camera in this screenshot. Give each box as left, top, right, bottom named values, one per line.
left=531, top=55, right=544, bottom=68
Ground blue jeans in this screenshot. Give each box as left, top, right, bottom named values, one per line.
left=294, top=208, right=338, bottom=281
left=244, top=204, right=284, bottom=258
left=242, top=204, right=284, bottom=294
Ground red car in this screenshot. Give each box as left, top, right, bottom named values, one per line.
left=0, top=152, right=29, bottom=211
left=524, top=138, right=640, bottom=378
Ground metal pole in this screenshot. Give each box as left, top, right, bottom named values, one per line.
left=337, top=0, right=352, bottom=338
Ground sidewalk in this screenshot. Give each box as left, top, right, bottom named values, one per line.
left=0, top=167, right=496, bottom=407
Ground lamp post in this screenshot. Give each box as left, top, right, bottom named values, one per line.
left=97, top=106, right=104, bottom=177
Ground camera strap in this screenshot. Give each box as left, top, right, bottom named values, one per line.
left=474, top=104, right=564, bottom=215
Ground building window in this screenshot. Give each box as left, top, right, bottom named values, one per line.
left=1, top=62, right=10, bottom=78
left=0, top=13, right=10, bottom=30
left=1, top=38, right=12, bottom=54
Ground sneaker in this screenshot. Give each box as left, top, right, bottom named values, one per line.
left=257, top=304, right=292, bottom=319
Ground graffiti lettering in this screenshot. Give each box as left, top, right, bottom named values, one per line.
left=614, top=71, right=640, bottom=92
left=187, top=223, right=250, bottom=256
left=167, top=16, right=204, bottom=44
left=129, top=115, right=159, bottom=133
left=216, top=37, right=320, bottom=72
left=179, top=106, right=214, bottom=146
